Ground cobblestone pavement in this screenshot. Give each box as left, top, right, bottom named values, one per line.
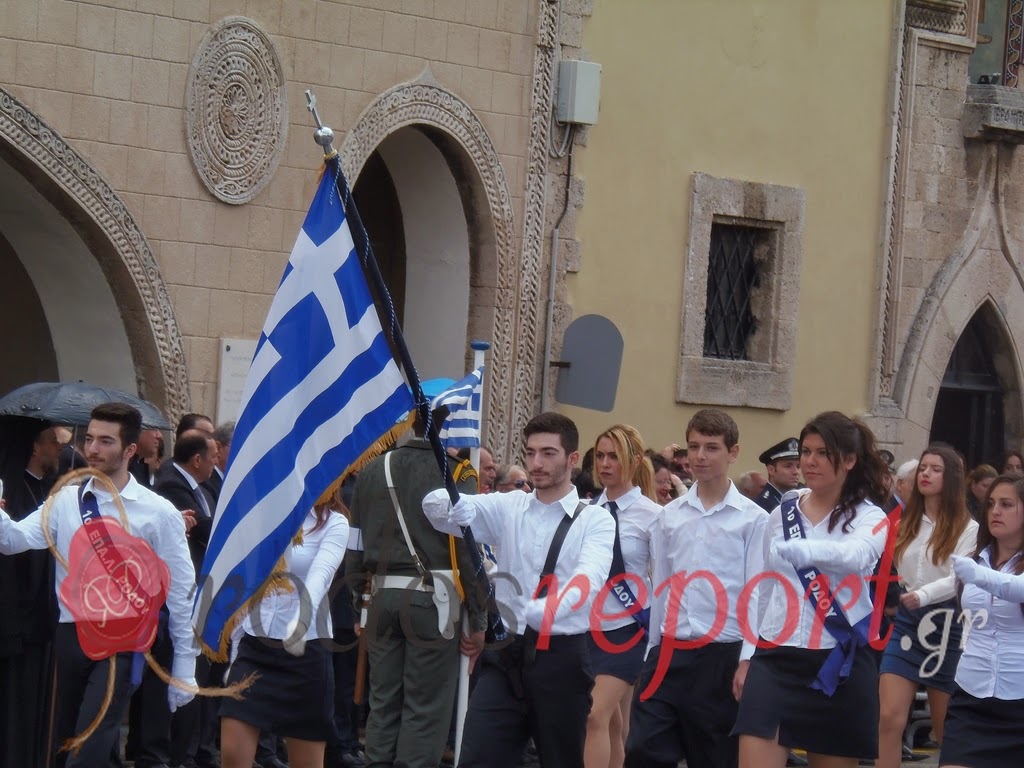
left=515, top=749, right=940, bottom=767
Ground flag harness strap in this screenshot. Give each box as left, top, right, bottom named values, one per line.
left=381, top=451, right=458, bottom=639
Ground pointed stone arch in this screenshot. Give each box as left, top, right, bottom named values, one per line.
left=894, top=242, right=1024, bottom=454
left=339, top=73, right=519, bottom=456
left=0, top=86, right=189, bottom=420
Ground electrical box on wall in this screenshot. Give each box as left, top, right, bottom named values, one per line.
left=556, top=60, right=601, bottom=125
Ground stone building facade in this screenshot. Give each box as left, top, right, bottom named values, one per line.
left=866, top=0, right=1024, bottom=466
left=0, top=0, right=594, bottom=460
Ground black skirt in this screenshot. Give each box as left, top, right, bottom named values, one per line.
left=733, top=644, right=879, bottom=759
left=939, top=686, right=1024, bottom=768
left=586, top=624, right=647, bottom=684
left=220, top=634, right=335, bottom=741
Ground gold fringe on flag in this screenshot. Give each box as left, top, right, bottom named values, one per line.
left=202, top=410, right=414, bottom=661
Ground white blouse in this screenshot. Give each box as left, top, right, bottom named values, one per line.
left=956, top=549, right=1024, bottom=700
left=243, top=510, right=349, bottom=641
left=592, top=486, right=662, bottom=631
left=756, top=492, right=886, bottom=651
left=898, top=515, right=978, bottom=606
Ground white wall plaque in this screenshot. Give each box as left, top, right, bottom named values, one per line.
left=217, top=337, right=258, bottom=423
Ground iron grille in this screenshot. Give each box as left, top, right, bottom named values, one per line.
left=703, top=223, right=765, bottom=360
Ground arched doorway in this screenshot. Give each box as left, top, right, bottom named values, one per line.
left=341, top=77, right=517, bottom=453
left=0, top=87, right=189, bottom=420
left=929, top=305, right=1019, bottom=467
left=353, top=127, right=471, bottom=381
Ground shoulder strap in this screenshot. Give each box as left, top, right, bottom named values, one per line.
left=536, top=501, right=588, bottom=598
left=383, top=452, right=427, bottom=578
left=451, top=458, right=479, bottom=487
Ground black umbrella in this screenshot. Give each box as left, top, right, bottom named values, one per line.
left=0, top=381, right=171, bottom=431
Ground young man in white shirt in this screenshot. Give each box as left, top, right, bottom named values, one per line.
left=625, top=409, right=767, bottom=768
left=0, top=403, right=197, bottom=768
left=423, top=412, right=615, bottom=768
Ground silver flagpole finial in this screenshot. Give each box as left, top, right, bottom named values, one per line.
left=305, top=89, right=335, bottom=156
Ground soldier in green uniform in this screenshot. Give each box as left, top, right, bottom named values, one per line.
left=348, top=411, right=487, bottom=768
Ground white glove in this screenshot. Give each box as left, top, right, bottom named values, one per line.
left=168, top=677, right=197, bottom=713
left=775, top=539, right=817, bottom=569
left=952, top=554, right=980, bottom=585
left=448, top=497, right=475, bottom=527
left=283, top=615, right=308, bottom=657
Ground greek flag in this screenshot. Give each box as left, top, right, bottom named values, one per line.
left=431, top=366, right=484, bottom=449
left=193, top=163, right=414, bottom=654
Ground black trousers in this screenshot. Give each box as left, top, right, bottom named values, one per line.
left=459, top=633, right=594, bottom=768
left=170, top=655, right=221, bottom=765
left=125, top=611, right=173, bottom=767
left=52, top=624, right=135, bottom=768
left=624, top=641, right=742, bottom=768
left=327, top=628, right=362, bottom=757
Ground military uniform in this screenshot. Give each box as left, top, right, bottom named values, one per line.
left=755, top=438, right=800, bottom=513
left=348, top=438, right=485, bottom=768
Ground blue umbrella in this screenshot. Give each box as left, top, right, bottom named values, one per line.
left=0, top=381, right=171, bottom=430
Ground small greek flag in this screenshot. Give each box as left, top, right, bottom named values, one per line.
left=193, top=160, right=414, bottom=655
left=431, top=366, right=484, bottom=449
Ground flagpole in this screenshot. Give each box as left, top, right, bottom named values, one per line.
left=306, top=92, right=508, bottom=649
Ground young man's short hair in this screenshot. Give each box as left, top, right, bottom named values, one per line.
left=523, top=412, right=579, bottom=454
left=685, top=408, right=739, bottom=449
left=91, top=403, right=142, bottom=448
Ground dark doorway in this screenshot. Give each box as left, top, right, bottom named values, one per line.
left=353, top=149, right=406, bottom=325
left=930, top=310, right=1006, bottom=468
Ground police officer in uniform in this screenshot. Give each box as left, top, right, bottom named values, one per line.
left=754, top=437, right=801, bottom=513
left=348, top=409, right=487, bottom=768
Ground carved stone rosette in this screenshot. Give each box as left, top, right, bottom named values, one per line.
left=339, top=77, right=518, bottom=457
left=0, top=86, right=190, bottom=422
left=185, top=17, right=287, bottom=205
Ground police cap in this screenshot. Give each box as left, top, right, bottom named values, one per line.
left=758, top=437, right=800, bottom=466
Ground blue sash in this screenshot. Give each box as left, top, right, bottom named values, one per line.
left=77, top=486, right=148, bottom=688
left=780, top=491, right=870, bottom=696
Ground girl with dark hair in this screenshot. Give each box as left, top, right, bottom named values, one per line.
left=584, top=425, right=661, bottom=768
left=939, top=475, right=1024, bottom=768
left=965, top=464, right=997, bottom=521
left=876, top=444, right=978, bottom=768
left=734, top=411, right=889, bottom=768
left=220, top=499, right=349, bottom=768
left=1001, top=450, right=1024, bottom=475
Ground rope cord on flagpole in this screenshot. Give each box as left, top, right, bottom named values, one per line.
left=326, top=153, right=509, bottom=645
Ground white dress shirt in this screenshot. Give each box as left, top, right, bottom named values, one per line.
left=592, top=486, right=661, bottom=631
left=956, top=549, right=1024, bottom=699
left=422, top=486, right=615, bottom=636
left=756, top=491, right=886, bottom=652
left=898, top=515, right=978, bottom=606
left=242, top=510, right=349, bottom=641
left=0, top=475, right=197, bottom=677
left=647, top=481, right=768, bottom=660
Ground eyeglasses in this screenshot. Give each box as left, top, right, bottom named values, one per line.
left=499, top=479, right=531, bottom=490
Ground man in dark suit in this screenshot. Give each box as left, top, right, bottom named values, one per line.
left=203, top=421, right=234, bottom=503
left=151, top=430, right=218, bottom=768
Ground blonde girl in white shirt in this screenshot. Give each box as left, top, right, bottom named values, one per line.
left=876, top=443, right=978, bottom=768
left=583, top=424, right=661, bottom=768
left=940, top=474, right=1024, bottom=768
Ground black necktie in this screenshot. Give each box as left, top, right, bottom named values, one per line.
left=606, top=501, right=625, bottom=578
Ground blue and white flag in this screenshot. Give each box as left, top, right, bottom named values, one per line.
left=193, top=163, right=414, bottom=654
left=431, top=366, right=484, bottom=449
